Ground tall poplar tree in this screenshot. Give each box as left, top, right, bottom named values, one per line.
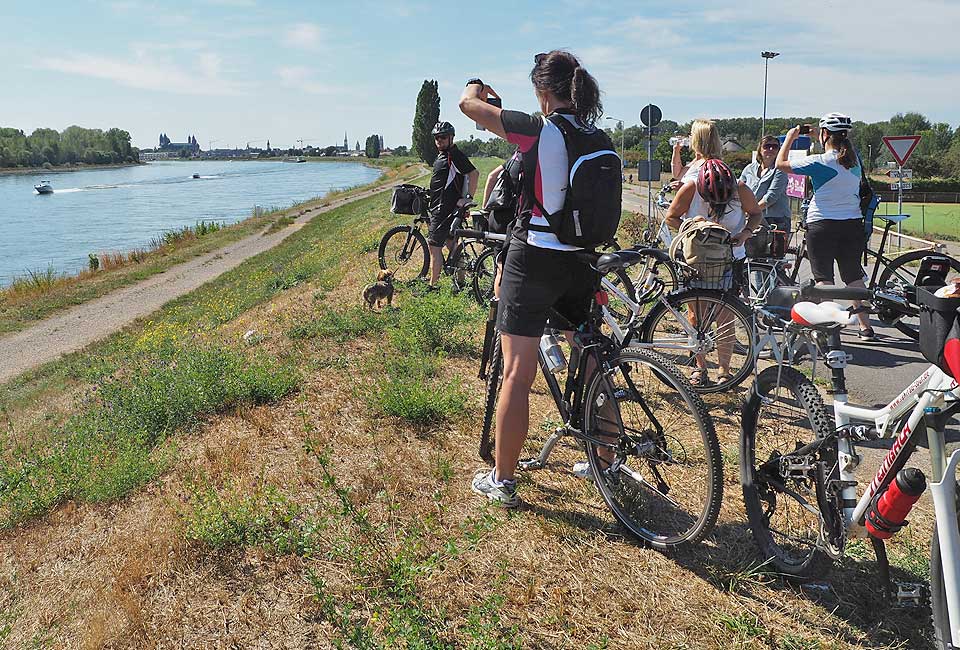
left=412, top=80, right=440, bottom=164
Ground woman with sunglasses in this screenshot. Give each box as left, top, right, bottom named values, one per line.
left=740, top=135, right=790, bottom=233
left=459, top=50, right=605, bottom=508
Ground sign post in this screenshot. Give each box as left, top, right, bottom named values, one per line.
left=640, top=104, right=662, bottom=231
left=882, top=135, right=922, bottom=246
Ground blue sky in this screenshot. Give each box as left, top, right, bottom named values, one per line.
left=2, top=0, right=958, bottom=150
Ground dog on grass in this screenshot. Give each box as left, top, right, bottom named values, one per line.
left=362, top=270, right=394, bottom=309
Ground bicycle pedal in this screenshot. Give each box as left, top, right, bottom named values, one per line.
left=894, top=582, right=926, bottom=607
left=518, top=457, right=544, bottom=471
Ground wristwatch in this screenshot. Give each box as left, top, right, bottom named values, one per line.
left=466, top=78, right=484, bottom=88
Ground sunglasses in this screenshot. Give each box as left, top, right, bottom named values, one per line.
left=762, top=143, right=779, bottom=150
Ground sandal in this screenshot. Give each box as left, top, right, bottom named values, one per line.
left=689, top=368, right=712, bottom=386
left=716, top=372, right=734, bottom=385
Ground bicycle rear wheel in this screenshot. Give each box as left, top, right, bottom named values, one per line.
left=740, top=365, right=834, bottom=576
left=877, top=249, right=960, bottom=340
left=378, top=225, right=429, bottom=283
left=639, top=288, right=755, bottom=393
left=450, top=239, right=485, bottom=292
left=582, top=348, right=722, bottom=547
left=471, top=247, right=498, bottom=307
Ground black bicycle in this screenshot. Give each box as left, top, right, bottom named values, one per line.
left=378, top=184, right=481, bottom=289
left=478, top=248, right=722, bottom=547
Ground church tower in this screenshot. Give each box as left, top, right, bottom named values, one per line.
left=343, top=132, right=348, bottom=150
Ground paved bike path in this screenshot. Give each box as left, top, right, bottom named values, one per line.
left=0, top=176, right=412, bottom=385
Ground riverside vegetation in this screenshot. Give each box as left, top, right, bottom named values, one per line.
left=0, top=156, right=943, bottom=648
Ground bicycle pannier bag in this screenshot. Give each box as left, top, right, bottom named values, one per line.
left=917, top=255, right=954, bottom=288
left=526, top=114, right=622, bottom=248
left=391, top=184, right=424, bottom=215
left=917, top=287, right=960, bottom=379
left=745, top=228, right=788, bottom=259
left=669, top=218, right=734, bottom=286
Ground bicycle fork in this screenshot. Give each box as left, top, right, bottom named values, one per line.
left=927, top=406, right=960, bottom=647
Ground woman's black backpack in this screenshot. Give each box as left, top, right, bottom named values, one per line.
left=484, top=154, right=522, bottom=234
left=526, top=115, right=622, bottom=249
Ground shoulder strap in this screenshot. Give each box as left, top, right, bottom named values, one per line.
left=525, top=113, right=573, bottom=225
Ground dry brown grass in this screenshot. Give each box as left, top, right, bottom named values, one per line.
left=0, top=203, right=940, bottom=649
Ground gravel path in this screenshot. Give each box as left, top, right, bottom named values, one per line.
left=0, top=178, right=406, bottom=384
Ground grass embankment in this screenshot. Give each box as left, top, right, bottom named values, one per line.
left=0, top=160, right=423, bottom=336
left=876, top=201, right=960, bottom=240
left=0, top=156, right=938, bottom=648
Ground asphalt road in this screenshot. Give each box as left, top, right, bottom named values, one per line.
left=621, top=183, right=948, bottom=408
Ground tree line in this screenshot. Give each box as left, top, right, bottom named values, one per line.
left=0, top=126, right=138, bottom=168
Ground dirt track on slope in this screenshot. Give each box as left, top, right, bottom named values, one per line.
left=0, top=177, right=411, bottom=384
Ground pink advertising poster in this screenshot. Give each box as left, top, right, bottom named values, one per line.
left=786, top=174, right=806, bottom=198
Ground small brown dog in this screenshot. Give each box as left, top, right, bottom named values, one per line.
left=362, top=270, right=394, bottom=309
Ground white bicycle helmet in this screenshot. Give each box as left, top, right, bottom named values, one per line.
left=819, top=112, right=853, bottom=132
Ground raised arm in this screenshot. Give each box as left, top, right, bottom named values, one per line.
left=459, top=81, right=507, bottom=139
left=775, top=126, right=800, bottom=174
left=671, top=141, right=688, bottom=179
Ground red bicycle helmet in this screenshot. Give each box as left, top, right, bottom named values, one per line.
left=696, top=158, right=737, bottom=205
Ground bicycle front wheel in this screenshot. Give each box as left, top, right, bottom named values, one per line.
left=582, top=348, right=722, bottom=547
left=479, top=330, right=503, bottom=465
left=450, top=239, right=485, bottom=293
left=740, top=366, right=834, bottom=577
left=471, top=247, right=498, bottom=307
left=877, top=249, right=960, bottom=340
left=639, top=288, right=755, bottom=393
left=378, top=225, right=429, bottom=283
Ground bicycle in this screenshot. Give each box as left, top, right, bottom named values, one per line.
left=785, top=213, right=960, bottom=339
left=739, top=281, right=960, bottom=648
left=478, top=248, right=723, bottom=547
left=378, top=184, right=481, bottom=289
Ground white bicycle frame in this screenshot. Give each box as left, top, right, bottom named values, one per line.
left=831, top=363, right=960, bottom=645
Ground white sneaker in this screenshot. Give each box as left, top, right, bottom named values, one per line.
left=471, top=469, right=519, bottom=508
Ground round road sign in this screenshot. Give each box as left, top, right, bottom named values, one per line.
left=640, top=104, right=662, bottom=127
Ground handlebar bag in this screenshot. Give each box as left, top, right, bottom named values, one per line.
left=391, top=184, right=425, bottom=215
left=918, top=287, right=960, bottom=379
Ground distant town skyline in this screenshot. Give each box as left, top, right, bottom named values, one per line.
left=2, top=0, right=958, bottom=150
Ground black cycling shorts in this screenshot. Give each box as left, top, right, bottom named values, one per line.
left=497, top=239, right=596, bottom=337
left=805, top=218, right=866, bottom=284
left=427, top=210, right=455, bottom=246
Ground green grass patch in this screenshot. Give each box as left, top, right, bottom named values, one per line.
left=265, top=215, right=296, bottom=234
left=287, top=305, right=398, bottom=342
left=0, top=345, right=298, bottom=526
left=877, top=201, right=960, bottom=240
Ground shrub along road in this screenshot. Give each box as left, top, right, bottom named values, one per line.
left=0, top=167, right=423, bottom=384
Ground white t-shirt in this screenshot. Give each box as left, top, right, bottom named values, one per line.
left=685, top=183, right=747, bottom=259
left=790, top=150, right=861, bottom=223
left=680, top=158, right=704, bottom=185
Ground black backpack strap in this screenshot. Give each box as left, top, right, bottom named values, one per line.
left=523, top=113, right=574, bottom=233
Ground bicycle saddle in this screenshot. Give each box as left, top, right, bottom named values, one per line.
left=791, top=301, right=855, bottom=327
left=596, top=250, right=651, bottom=274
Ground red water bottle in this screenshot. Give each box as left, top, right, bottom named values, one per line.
left=866, top=468, right=927, bottom=539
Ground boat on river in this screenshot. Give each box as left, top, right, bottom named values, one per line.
left=34, top=180, right=53, bottom=194
left=192, top=173, right=200, bottom=179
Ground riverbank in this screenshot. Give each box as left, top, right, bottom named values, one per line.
left=0, top=160, right=144, bottom=176
left=0, top=155, right=933, bottom=649
left=0, top=161, right=415, bottom=335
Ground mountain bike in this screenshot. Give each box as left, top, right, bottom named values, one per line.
left=378, top=187, right=480, bottom=289
left=739, top=281, right=960, bottom=648
left=478, top=248, right=723, bottom=548
left=785, top=213, right=960, bottom=339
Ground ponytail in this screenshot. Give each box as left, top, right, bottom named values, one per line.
left=827, top=131, right=857, bottom=168
left=531, top=50, right=603, bottom=125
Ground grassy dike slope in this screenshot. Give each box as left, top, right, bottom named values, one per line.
left=0, top=157, right=936, bottom=649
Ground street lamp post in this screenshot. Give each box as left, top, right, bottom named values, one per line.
left=605, top=116, right=625, bottom=167
left=761, top=51, right=780, bottom=138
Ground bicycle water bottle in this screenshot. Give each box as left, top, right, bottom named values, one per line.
left=866, top=468, right=927, bottom=539
left=540, top=334, right=567, bottom=374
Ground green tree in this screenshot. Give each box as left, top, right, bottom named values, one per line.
left=393, top=145, right=409, bottom=157
left=365, top=134, right=381, bottom=158
left=412, top=79, right=441, bottom=164
left=888, top=112, right=931, bottom=136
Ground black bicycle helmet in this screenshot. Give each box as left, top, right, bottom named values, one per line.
left=432, top=121, right=455, bottom=137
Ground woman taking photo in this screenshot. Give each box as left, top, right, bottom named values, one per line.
left=672, top=119, right=723, bottom=185
left=741, top=135, right=790, bottom=233
left=776, top=113, right=875, bottom=341
left=459, top=50, right=605, bottom=507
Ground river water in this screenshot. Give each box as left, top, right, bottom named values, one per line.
left=0, top=160, right=382, bottom=286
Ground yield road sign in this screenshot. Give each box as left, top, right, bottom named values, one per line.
left=887, top=168, right=912, bottom=179
left=882, top=135, right=922, bottom=166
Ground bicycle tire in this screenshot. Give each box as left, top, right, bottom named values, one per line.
left=602, top=269, right=638, bottom=325
left=740, top=365, right=834, bottom=577
left=479, top=330, right=503, bottom=465
left=629, top=253, right=678, bottom=296
left=582, top=348, right=722, bottom=547
left=471, top=247, right=499, bottom=307
left=378, top=225, right=429, bottom=283
left=930, top=507, right=959, bottom=650
left=877, top=249, right=960, bottom=340
left=638, top=287, right=755, bottom=394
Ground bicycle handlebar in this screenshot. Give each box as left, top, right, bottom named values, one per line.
left=453, top=228, right=508, bottom=242
left=799, top=279, right=873, bottom=302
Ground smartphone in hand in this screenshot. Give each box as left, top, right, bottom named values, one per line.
left=476, top=97, right=502, bottom=131
left=798, top=124, right=811, bottom=135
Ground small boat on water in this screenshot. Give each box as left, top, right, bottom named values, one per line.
left=34, top=180, right=53, bottom=194
left=192, top=173, right=200, bottom=179
left=296, top=156, right=306, bottom=163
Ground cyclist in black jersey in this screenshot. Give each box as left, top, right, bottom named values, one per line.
left=459, top=51, right=606, bottom=508
left=428, top=121, right=478, bottom=289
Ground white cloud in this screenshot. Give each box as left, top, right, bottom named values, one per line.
left=286, top=23, right=324, bottom=50
left=35, top=52, right=248, bottom=96
left=277, top=66, right=341, bottom=95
